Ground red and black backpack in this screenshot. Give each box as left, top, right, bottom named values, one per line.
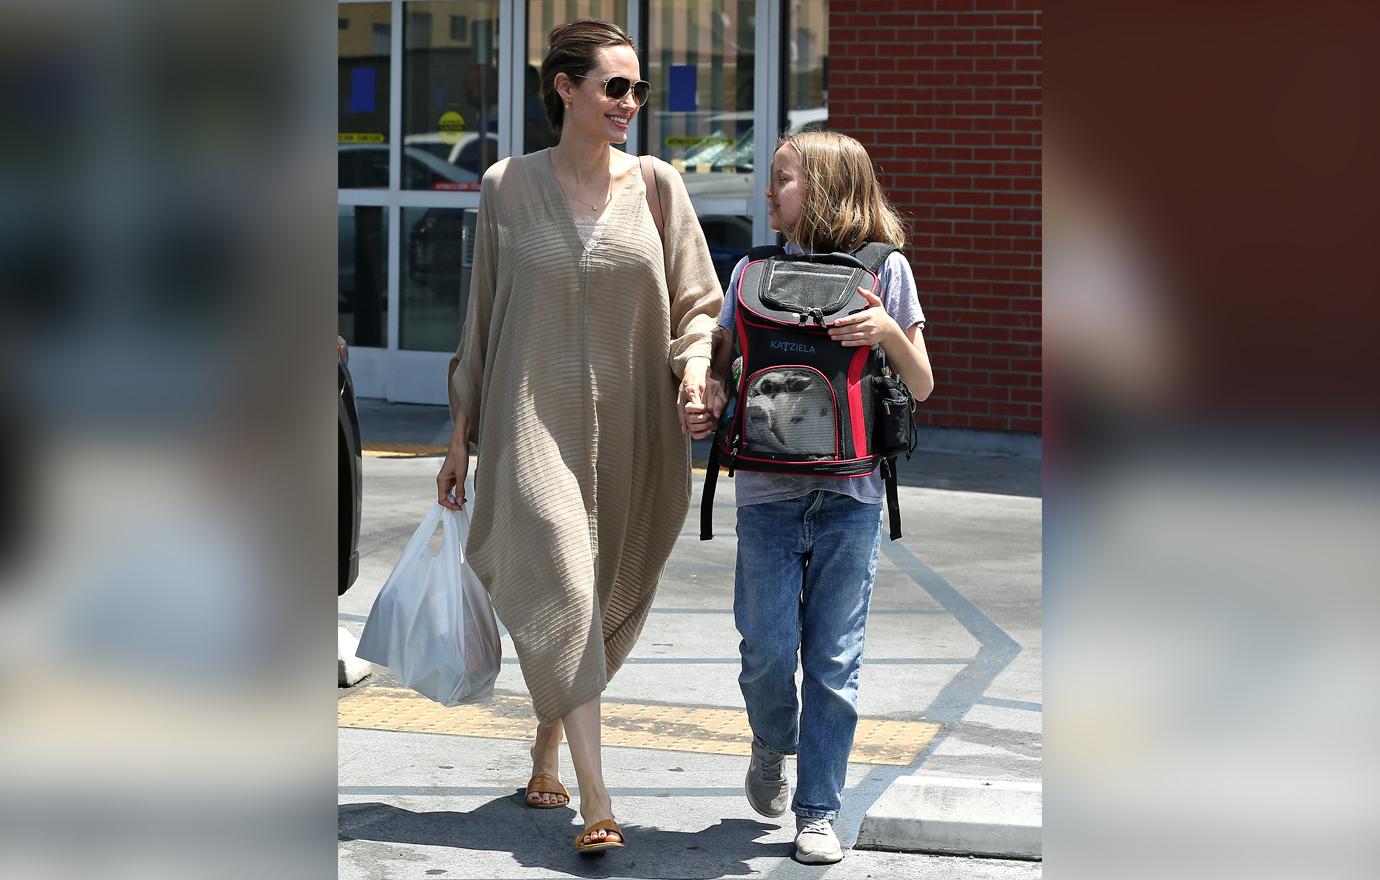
left=701, top=242, right=916, bottom=541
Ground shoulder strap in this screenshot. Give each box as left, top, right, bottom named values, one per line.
left=881, top=458, right=903, bottom=541
left=746, top=244, right=786, bottom=261
left=851, top=241, right=899, bottom=273
left=700, top=441, right=721, bottom=540
left=639, top=156, right=665, bottom=242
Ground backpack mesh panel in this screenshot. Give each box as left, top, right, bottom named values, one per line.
left=743, top=368, right=836, bottom=456
left=760, top=264, right=857, bottom=315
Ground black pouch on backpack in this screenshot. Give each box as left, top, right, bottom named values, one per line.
left=873, top=372, right=915, bottom=459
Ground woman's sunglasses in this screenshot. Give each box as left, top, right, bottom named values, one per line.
left=571, top=73, right=651, bottom=107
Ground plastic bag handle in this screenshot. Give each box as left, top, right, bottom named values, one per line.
left=439, top=506, right=464, bottom=597
left=396, top=503, right=446, bottom=564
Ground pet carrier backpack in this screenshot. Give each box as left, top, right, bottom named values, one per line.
left=700, top=242, right=917, bottom=542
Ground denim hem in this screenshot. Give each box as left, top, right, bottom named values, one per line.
left=752, top=735, right=796, bottom=757
left=792, top=807, right=838, bottom=821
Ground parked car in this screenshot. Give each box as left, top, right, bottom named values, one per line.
left=339, top=336, right=362, bottom=595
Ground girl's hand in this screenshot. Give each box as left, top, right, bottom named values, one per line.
left=827, top=288, right=900, bottom=347
left=436, top=443, right=469, bottom=510
left=678, top=357, right=715, bottom=437
left=682, top=400, right=718, bottom=440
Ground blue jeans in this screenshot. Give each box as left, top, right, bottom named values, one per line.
left=734, top=490, right=883, bottom=820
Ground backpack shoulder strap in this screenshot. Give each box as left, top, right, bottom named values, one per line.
left=881, top=458, right=903, bottom=541
left=851, top=241, right=899, bottom=273
left=746, top=244, right=786, bottom=261
left=639, top=156, right=665, bottom=243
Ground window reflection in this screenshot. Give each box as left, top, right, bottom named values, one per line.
left=701, top=215, right=753, bottom=290
left=646, top=1, right=755, bottom=200
left=339, top=206, right=388, bottom=348
left=523, top=2, right=630, bottom=154
left=339, top=3, right=392, bottom=189
left=785, top=1, right=828, bottom=133
left=401, top=207, right=478, bottom=351
left=403, top=1, right=501, bottom=191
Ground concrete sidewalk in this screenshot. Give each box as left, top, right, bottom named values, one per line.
left=339, top=402, right=1041, bottom=879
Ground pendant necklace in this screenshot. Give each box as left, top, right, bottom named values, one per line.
left=554, top=153, right=611, bottom=214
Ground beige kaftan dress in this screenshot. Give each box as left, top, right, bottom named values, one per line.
left=447, top=149, right=722, bottom=724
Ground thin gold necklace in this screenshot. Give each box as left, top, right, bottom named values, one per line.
left=552, top=150, right=611, bottom=213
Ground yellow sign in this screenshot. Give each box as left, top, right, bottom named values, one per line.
left=438, top=111, right=465, bottom=145
left=665, top=136, right=735, bottom=148
left=338, top=133, right=385, bottom=143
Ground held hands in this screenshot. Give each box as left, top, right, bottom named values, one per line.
left=827, top=287, right=899, bottom=348
left=678, top=357, right=726, bottom=441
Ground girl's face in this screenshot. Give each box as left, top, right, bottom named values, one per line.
left=562, top=46, right=641, bottom=144
left=765, top=145, right=805, bottom=237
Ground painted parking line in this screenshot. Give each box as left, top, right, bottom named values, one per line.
left=338, top=686, right=940, bottom=767
left=362, top=442, right=448, bottom=458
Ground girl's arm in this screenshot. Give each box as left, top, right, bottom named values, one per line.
left=885, top=322, right=935, bottom=402
left=826, top=287, right=935, bottom=401
left=710, top=325, right=735, bottom=388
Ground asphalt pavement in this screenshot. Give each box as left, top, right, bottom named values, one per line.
left=338, top=401, right=1042, bottom=879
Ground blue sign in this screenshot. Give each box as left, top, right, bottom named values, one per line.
left=349, top=67, right=376, bottom=114
left=669, top=64, right=697, bottom=112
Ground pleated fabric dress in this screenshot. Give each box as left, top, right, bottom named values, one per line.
left=447, top=149, right=722, bottom=724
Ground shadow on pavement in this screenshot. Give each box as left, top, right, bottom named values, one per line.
left=891, top=449, right=1041, bottom=497
left=339, top=797, right=782, bottom=879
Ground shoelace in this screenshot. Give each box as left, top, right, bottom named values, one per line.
left=755, top=751, right=785, bottom=782
left=799, top=818, right=833, bottom=837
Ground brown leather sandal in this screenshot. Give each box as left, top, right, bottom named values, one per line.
left=574, top=818, right=625, bottom=854
left=523, top=773, right=569, bottom=809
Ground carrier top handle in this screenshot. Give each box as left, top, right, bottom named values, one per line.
left=700, top=441, right=721, bottom=540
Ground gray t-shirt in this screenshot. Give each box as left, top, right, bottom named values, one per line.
left=716, top=245, right=926, bottom=508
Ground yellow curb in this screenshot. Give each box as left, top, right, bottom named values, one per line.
left=339, top=686, right=940, bottom=767
left=362, top=442, right=449, bottom=458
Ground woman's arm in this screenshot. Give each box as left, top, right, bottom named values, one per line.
left=439, top=163, right=503, bottom=508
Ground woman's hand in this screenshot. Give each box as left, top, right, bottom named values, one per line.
left=827, top=288, right=901, bottom=348
left=677, top=357, right=723, bottom=440
left=436, top=441, right=470, bottom=510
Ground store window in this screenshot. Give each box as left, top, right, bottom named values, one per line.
left=522, top=1, right=630, bottom=154
left=785, top=0, right=828, bottom=134
left=339, top=3, right=392, bottom=189
left=400, top=207, right=477, bottom=351
left=700, top=214, right=753, bottom=290
left=646, top=1, right=755, bottom=200
left=402, top=0, right=501, bottom=191
left=339, top=206, right=388, bottom=348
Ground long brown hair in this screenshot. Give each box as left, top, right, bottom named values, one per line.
left=778, top=130, right=906, bottom=252
left=540, top=20, right=635, bottom=132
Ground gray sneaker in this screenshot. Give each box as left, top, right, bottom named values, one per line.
left=794, top=816, right=844, bottom=864
left=744, top=740, right=790, bottom=818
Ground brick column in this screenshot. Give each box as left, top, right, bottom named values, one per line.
left=829, top=0, right=1042, bottom=435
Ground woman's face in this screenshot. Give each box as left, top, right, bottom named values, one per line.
left=562, top=45, right=641, bottom=144
left=766, top=145, right=805, bottom=237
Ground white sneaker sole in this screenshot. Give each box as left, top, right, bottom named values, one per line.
left=795, top=846, right=844, bottom=865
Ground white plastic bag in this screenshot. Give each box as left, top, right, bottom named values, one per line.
left=355, top=504, right=501, bottom=706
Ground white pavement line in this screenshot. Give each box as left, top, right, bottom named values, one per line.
left=855, top=776, right=1041, bottom=860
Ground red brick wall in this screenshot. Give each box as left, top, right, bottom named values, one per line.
left=828, top=0, right=1042, bottom=434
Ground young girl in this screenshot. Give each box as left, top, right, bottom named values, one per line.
left=710, top=131, right=934, bottom=864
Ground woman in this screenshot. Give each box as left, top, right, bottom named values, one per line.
left=435, top=19, right=722, bottom=855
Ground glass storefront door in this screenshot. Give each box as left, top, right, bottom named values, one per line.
left=339, top=0, right=810, bottom=404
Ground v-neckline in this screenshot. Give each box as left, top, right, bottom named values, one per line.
left=542, top=147, right=635, bottom=253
